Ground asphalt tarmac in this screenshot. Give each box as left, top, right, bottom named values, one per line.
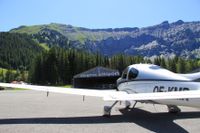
left=0, top=90, right=200, bottom=133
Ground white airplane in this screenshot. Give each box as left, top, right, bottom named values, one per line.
left=1, top=64, right=200, bottom=117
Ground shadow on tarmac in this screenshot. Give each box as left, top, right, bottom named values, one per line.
left=0, top=108, right=200, bottom=133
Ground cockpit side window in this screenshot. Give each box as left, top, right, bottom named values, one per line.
left=122, top=68, right=128, bottom=79
left=128, top=68, right=138, bottom=80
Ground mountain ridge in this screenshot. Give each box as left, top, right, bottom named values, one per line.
left=10, top=20, right=200, bottom=58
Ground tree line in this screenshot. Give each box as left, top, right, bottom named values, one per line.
left=153, top=56, right=200, bottom=73
left=29, top=47, right=200, bottom=85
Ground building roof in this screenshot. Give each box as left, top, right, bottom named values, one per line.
left=74, top=66, right=120, bottom=78
left=191, top=68, right=200, bottom=73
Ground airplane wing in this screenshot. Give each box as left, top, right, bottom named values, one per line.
left=1, top=83, right=200, bottom=101
left=103, top=90, right=200, bottom=101
left=0, top=83, right=125, bottom=98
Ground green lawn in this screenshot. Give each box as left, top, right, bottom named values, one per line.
left=13, top=88, right=27, bottom=90
left=62, top=85, right=72, bottom=88
left=2, top=87, right=27, bottom=91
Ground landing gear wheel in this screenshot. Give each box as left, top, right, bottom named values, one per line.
left=102, top=101, right=118, bottom=117
left=103, top=106, right=111, bottom=117
left=167, top=105, right=181, bottom=114
left=125, top=101, right=131, bottom=109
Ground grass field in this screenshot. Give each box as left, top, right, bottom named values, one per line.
left=13, top=84, right=72, bottom=91
left=62, top=85, right=72, bottom=88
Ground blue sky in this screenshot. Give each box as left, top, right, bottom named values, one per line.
left=0, top=0, right=200, bottom=31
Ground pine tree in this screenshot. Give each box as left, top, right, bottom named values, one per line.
left=176, top=58, right=185, bottom=73
left=160, top=58, right=166, bottom=68
left=5, top=70, right=15, bottom=83
left=0, top=70, right=3, bottom=82
left=167, top=58, right=176, bottom=72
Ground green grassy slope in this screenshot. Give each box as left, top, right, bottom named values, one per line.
left=10, top=23, right=130, bottom=43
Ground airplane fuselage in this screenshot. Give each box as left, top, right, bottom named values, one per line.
left=117, top=64, right=200, bottom=108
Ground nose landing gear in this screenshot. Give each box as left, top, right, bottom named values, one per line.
left=103, top=101, right=118, bottom=117
left=103, top=101, right=137, bottom=117
left=167, top=105, right=181, bottom=113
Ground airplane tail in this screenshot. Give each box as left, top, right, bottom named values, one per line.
left=179, top=72, right=200, bottom=81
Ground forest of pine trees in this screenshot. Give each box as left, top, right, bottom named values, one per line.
left=0, top=32, right=44, bottom=70
left=28, top=47, right=200, bottom=85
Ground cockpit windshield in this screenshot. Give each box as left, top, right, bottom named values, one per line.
left=128, top=68, right=138, bottom=80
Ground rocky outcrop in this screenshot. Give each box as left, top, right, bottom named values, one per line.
left=10, top=20, right=200, bottom=58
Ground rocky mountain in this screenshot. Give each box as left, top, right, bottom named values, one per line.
left=10, top=20, right=200, bottom=58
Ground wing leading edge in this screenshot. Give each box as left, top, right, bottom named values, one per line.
left=0, top=83, right=200, bottom=101
left=0, top=83, right=126, bottom=98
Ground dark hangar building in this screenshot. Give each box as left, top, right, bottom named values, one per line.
left=73, top=66, right=120, bottom=89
